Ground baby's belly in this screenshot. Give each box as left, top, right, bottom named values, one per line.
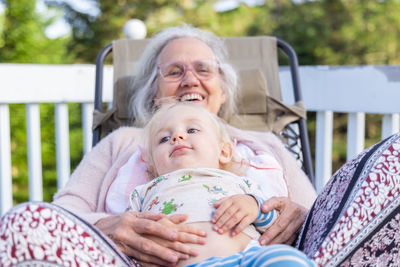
left=177, top=222, right=252, bottom=267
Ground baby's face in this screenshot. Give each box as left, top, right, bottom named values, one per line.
left=150, top=105, right=224, bottom=176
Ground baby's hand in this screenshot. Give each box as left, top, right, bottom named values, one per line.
left=211, top=194, right=258, bottom=236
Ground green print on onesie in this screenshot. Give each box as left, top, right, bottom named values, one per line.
left=161, top=198, right=183, bottom=215
left=179, top=174, right=192, bottom=182
left=162, top=199, right=176, bottom=215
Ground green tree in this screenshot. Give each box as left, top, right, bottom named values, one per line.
left=251, top=0, right=400, bottom=65
left=43, top=0, right=400, bottom=65
left=46, top=0, right=200, bottom=63
left=0, top=0, right=72, bottom=63
left=46, top=0, right=273, bottom=63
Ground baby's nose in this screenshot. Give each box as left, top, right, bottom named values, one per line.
left=172, top=134, right=185, bottom=143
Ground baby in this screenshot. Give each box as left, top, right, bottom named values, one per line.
left=128, top=103, right=278, bottom=266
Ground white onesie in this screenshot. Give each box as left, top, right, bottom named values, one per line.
left=128, top=168, right=278, bottom=239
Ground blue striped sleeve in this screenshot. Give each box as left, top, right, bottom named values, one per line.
left=247, top=194, right=278, bottom=231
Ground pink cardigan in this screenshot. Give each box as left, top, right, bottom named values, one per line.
left=53, top=126, right=316, bottom=224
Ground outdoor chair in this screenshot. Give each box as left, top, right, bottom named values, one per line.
left=92, top=36, right=314, bottom=183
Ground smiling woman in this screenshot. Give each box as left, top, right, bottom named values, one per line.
left=1, top=25, right=316, bottom=266
left=130, top=26, right=238, bottom=127
left=154, top=38, right=226, bottom=116
left=2, top=24, right=399, bottom=267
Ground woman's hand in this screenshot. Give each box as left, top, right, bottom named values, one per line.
left=211, top=195, right=258, bottom=236
left=259, top=197, right=307, bottom=246
left=94, top=211, right=206, bottom=267
left=140, top=215, right=207, bottom=266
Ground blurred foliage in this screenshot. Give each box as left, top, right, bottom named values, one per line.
left=43, top=0, right=400, bottom=64
left=1, top=0, right=399, bottom=202
left=0, top=0, right=73, bottom=63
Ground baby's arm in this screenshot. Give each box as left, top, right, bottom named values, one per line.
left=211, top=194, right=267, bottom=236
left=212, top=185, right=279, bottom=236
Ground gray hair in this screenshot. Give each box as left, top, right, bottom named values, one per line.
left=129, top=24, right=238, bottom=127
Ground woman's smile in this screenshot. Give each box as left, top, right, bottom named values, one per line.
left=179, top=92, right=204, bottom=102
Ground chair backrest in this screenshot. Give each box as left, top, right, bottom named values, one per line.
left=92, top=36, right=314, bottom=182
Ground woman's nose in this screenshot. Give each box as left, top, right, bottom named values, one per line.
left=181, top=69, right=200, bottom=87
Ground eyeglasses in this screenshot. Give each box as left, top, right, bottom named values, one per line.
left=157, top=59, right=219, bottom=82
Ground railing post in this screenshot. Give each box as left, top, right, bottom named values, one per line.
left=55, top=103, right=71, bottom=189
left=382, top=114, right=400, bottom=139
left=26, top=103, right=43, bottom=201
left=0, top=104, right=12, bottom=215
left=347, top=112, right=365, bottom=161
left=315, top=110, right=333, bottom=193
left=82, top=103, right=94, bottom=155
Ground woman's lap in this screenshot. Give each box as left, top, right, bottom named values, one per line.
left=0, top=201, right=137, bottom=267
left=2, top=133, right=399, bottom=266
left=1, top=204, right=314, bottom=267
left=296, top=133, right=400, bottom=266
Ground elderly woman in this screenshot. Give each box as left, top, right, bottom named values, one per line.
left=1, top=25, right=399, bottom=267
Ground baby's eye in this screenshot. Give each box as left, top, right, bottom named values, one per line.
left=187, top=128, right=199, bottom=134
left=159, top=136, right=170, bottom=143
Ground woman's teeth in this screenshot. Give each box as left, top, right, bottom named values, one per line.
left=180, top=94, right=203, bottom=102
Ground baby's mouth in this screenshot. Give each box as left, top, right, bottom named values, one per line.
left=179, top=93, right=204, bottom=102
left=170, top=145, right=191, bottom=157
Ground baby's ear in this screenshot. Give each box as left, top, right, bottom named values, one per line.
left=139, top=145, right=157, bottom=178
left=138, top=145, right=148, bottom=163
left=219, top=141, right=233, bottom=164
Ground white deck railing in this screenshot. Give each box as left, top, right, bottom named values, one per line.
left=1, top=64, right=399, bottom=215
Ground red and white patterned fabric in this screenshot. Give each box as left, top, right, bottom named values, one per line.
left=297, top=133, right=400, bottom=266
left=0, top=202, right=137, bottom=267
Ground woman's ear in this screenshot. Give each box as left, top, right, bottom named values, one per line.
left=219, top=141, right=233, bottom=164
left=220, top=89, right=226, bottom=104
